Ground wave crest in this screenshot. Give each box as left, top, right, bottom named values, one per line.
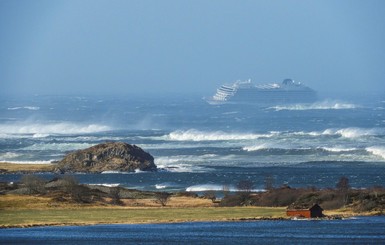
left=7, top=106, right=40, bottom=111
left=167, top=129, right=271, bottom=141
left=366, top=146, right=385, bottom=160
left=322, top=127, right=385, bottom=138
left=0, top=122, right=111, bottom=137
left=270, top=101, right=358, bottom=111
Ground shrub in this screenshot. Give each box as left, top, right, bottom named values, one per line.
left=155, top=192, right=171, bottom=206
left=20, top=175, right=46, bottom=194
left=110, top=187, right=124, bottom=205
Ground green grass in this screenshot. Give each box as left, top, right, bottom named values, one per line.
left=0, top=207, right=287, bottom=228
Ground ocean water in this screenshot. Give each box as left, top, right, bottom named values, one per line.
left=1, top=216, right=385, bottom=244
left=0, top=94, right=385, bottom=191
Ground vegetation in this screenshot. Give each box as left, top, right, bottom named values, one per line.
left=0, top=162, right=54, bottom=173
left=1, top=169, right=385, bottom=228
left=155, top=192, right=171, bottom=206
left=0, top=194, right=286, bottom=228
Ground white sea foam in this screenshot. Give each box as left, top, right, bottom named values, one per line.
left=319, top=147, right=358, bottom=153
left=155, top=184, right=167, bottom=189
left=243, top=144, right=271, bottom=151
left=322, top=127, right=385, bottom=138
left=0, top=122, right=111, bottom=137
left=186, top=184, right=265, bottom=192
left=186, top=184, right=232, bottom=192
left=156, top=156, right=214, bottom=172
left=366, top=146, right=385, bottom=160
left=90, top=183, right=120, bottom=187
left=7, top=106, right=40, bottom=111
left=270, top=100, right=358, bottom=111
left=166, top=129, right=270, bottom=141
left=23, top=143, right=93, bottom=151
left=155, top=182, right=179, bottom=189
left=0, top=152, right=21, bottom=160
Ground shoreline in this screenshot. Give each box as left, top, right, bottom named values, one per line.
left=1, top=212, right=378, bottom=229
left=1, top=162, right=384, bottom=230
left=0, top=216, right=290, bottom=229
left=0, top=210, right=368, bottom=230
left=0, top=194, right=378, bottom=229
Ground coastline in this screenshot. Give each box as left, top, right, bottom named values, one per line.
left=0, top=193, right=379, bottom=229
left=1, top=162, right=384, bottom=229
left=0, top=207, right=366, bottom=229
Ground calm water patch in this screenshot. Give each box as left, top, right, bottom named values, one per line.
left=1, top=216, right=385, bottom=244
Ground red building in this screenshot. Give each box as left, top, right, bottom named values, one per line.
left=286, top=204, right=324, bottom=218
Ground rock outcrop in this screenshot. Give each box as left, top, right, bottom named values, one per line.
left=55, top=142, right=156, bottom=173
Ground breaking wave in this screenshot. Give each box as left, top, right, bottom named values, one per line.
left=166, top=129, right=272, bottom=141
left=7, top=106, right=40, bottom=111
left=0, top=152, right=21, bottom=160
left=186, top=184, right=264, bottom=192
left=321, top=127, right=385, bottom=138
left=366, top=146, right=385, bottom=160
left=269, top=101, right=359, bottom=111
left=23, top=143, right=93, bottom=151
left=0, top=122, right=111, bottom=137
left=155, top=155, right=218, bottom=172
left=318, top=147, right=358, bottom=153
left=162, top=127, right=384, bottom=143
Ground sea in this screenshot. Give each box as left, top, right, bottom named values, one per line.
left=1, top=93, right=385, bottom=243
left=1, top=217, right=385, bottom=244
left=0, top=94, right=384, bottom=191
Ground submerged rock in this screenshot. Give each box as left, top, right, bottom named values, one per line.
left=55, top=142, right=156, bottom=173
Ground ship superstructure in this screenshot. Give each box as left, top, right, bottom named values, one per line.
left=207, top=79, right=317, bottom=105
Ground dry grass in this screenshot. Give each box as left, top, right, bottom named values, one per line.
left=0, top=194, right=287, bottom=228
left=115, top=196, right=214, bottom=207
left=0, top=162, right=54, bottom=173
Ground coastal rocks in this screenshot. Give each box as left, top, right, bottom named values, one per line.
left=55, top=142, right=156, bottom=173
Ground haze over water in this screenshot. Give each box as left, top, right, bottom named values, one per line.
left=1, top=94, right=384, bottom=192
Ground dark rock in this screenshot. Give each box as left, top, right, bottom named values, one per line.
left=54, top=142, right=156, bottom=173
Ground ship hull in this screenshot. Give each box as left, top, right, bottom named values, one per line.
left=207, top=79, right=317, bottom=105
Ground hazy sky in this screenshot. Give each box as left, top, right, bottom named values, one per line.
left=1, top=0, right=385, bottom=96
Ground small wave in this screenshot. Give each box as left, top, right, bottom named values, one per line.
left=322, top=127, right=385, bottom=138
left=243, top=144, right=271, bottom=152
left=156, top=156, right=212, bottom=173
left=90, top=183, right=120, bottom=187
left=366, top=146, right=385, bottom=160
left=186, top=184, right=231, bottom=192
left=186, top=184, right=264, bottom=192
left=269, top=101, right=358, bottom=111
left=318, top=147, right=358, bottom=153
left=7, top=106, right=40, bottom=111
left=155, top=184, right=168, bottom=189
left=32, top=133, right=50, bottom=138
left=23, top=142, right=93, bottom=151
left=166, top=129, right=271, bottom=141
left=155, top=182, right=179, bottom=189
left=0, top=122, right=111, bottom=137
left=101, top=171, right=124, bottom=174
left=0, top=152, right=21, bottom=160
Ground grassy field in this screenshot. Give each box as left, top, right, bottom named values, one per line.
left=0, top=162, right=54, bottom=173
left=0, top=195, right=287, bottom=228
left=1, top=207, right=287, bottom=228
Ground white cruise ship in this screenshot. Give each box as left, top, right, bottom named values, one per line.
left=206, top=79, right=317, bottom=105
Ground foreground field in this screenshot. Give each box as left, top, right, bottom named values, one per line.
left=0, top=162, right=54, bottom=173
left=0, top=195, right=286, bottom=228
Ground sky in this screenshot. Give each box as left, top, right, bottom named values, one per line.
left=1, top=0, right=385, bottom=97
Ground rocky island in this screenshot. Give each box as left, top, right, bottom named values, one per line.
left=54, top=142, right=157, bottom=173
